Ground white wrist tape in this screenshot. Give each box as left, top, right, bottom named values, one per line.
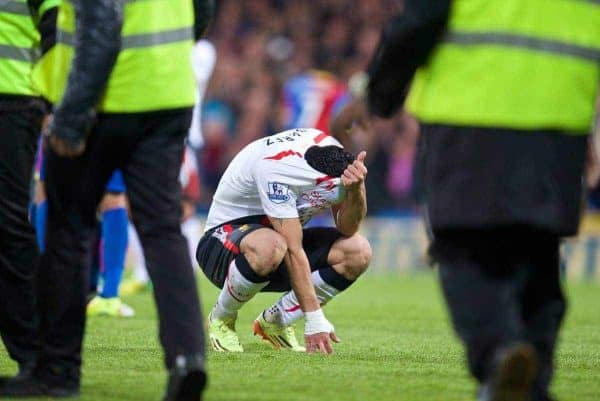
left=304, top=309, right=334, bottom=335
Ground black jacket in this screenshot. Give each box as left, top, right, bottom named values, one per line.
left=51, top=0, right=214, bottom=146
left=366, top=0, right=451, bottom=118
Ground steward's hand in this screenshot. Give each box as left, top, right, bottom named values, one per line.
left=330, top=98, right=372, bottom=148
left=49, top=135, right=86, bottom=158
left=46, top=114, right=88, bottom=158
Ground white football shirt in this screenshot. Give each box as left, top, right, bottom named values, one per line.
left=204, top=128, right=347, bottom=231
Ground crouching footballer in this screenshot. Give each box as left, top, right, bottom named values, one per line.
left=196, top=128, right=371, bottom=354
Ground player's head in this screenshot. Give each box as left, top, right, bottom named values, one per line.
left=305, top=145, right=355, bottom=177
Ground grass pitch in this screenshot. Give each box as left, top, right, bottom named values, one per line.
left=1, top=273, right=598, bottom=401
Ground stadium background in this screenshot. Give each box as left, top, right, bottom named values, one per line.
left=189, top=0, right=600, bottom=282
left=1, top=1, right=598, bottom=400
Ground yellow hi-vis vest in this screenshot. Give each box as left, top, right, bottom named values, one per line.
left=0, top=0, right=40, bottom=96
left=43, top=0, right=196, bottom=112
left=406, top=0, right=600, bottom=134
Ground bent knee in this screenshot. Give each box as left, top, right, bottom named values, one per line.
left=333, top=234, right=371, bottom=280
left=351, top=234, right=372, bottom=273
left=100, top=193, right=127, bottom=212
left=241, top=229, right=288, bottom=275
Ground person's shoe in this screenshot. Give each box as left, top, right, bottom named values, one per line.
left=253, top=313, right=305, bottom=352
left=0, top=375, right=45, bottom=397
left=119, top=278, right=150, bottom=296
left=162, top=354, right=206, bottom=401
left=87, top=296, right=135, bottom=318
left=478, top=342, right=538, bottom=401
left=0, top=375, right=79, bottom=398
left=207, top=312, right=243, bottom=352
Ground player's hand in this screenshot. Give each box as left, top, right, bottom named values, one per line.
left=341, top=151, right=367, bottom=189
left=305, top=331, right=340, bottom=354
left=304, top=309, right=340, bottom=354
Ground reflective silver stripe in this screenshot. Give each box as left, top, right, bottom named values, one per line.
left=0, top=0, right=29, bottom=15
left=56, top=30, right=74, bottom=46
left=444, top=31, right=600, bottom=63
left=122, top=27, right=192, bottom=49
left=57, top=27, right=192, bottom=49
left=0, top=43, right=38, bottom=62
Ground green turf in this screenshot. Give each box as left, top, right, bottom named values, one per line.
left=1, top=273, right=599, bottom=401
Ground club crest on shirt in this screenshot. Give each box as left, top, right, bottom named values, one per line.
left=267, top=182, right=291, bottom=203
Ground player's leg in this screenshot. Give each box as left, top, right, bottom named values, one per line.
left=256, top=228, right=371, bottom=348
left=33, top=180, right=47, bottom=252
left=181, top=209, right=202, bottom=270
left=33, top=137, right=48, bottom=252
left=180, top=145, right=202, bottom=270
left=119, top=223, right=151, bottom=296
left=521, top=233, right=564, bottom=401
left=87, top=175, right=134, bottom=318
left=197, top=224, right=286, bottom=352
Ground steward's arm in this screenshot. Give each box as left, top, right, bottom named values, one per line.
left=367, top=0, right=451, bottom=117
left=51, top=0, right=123, bottom=147
left=193, top=0, right=214, bottom=40
left=28, top=0, right=60, bottom=56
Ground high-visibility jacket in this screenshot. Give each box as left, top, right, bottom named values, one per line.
left=406, top=0, right=600, bottom=134
left=42, top=0, right=196, bottom=112
left=0, top=0, right=58, bottom=96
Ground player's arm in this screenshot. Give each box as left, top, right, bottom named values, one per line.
left=48, top=0, right=124, bottom=157
left=269, top=217, right=319, bottom=312
left=332, top=151, right=368, bottom=236
left=268, top=216, right=340, bottom=354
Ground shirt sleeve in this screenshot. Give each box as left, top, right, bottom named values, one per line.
left=255, top=163, right=299, bottom=219
left=366, top=0, right=451, bottom=117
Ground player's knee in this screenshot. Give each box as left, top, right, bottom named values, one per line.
left=344, top=234, right=372, bottom=279
left=241, top=230, right=287, bottom=276
left=100, top=193, right=126, bottom=212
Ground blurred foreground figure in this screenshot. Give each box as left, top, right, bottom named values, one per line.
left=1, top=0, right=214, bottom=400
left=0, top=0, right=58, bottom=388
left=337, top=1, right=600, bottom=400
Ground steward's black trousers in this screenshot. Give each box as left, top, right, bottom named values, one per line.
left=38, top=109, right=205, bottom=388
left=0, top=101, right=43, bottom=369
left=431, top=228, right=564, bottom=401
left=417, top=124, right=587, bottom=401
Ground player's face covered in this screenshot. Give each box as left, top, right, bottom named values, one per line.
left=304, top=145, right=355, bottom=178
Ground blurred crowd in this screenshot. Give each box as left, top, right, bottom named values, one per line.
left=197, top=0, right=600, bottom=214
left=197, top=0, right=417, bottom=213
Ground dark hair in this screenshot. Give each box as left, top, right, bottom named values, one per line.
left=305, top=145, right=355, bottom=177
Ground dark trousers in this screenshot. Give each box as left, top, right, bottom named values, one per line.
left=431, top=227, right=564, bottom=401
left=38, top=109, right=205, bottom=387
left=0, top=107, right=43, bottom=368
